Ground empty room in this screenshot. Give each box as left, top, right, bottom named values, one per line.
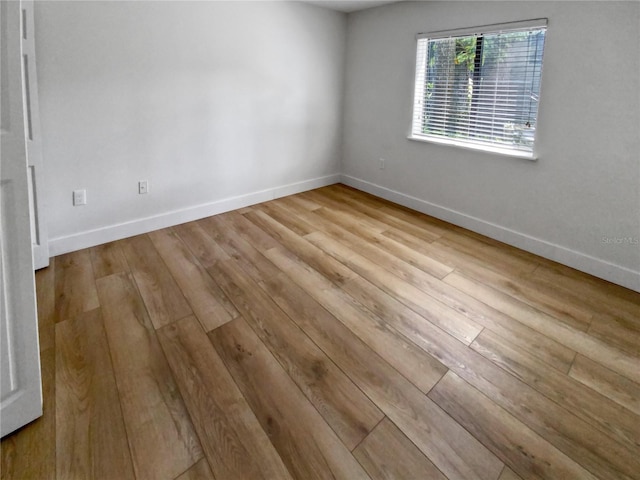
left=1, top=0, right=639, bottom=479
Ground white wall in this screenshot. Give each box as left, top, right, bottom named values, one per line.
left=35, top=1, right=346, bottom=254
left=342, top=1, right=640, bottom=291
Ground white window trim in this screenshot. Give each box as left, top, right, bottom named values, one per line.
left=409, top=18, right=548, bottom=161
left=407, top=133, right=538, bottom=160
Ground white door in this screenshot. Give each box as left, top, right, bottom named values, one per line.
left=21, top=0, right=49, bottom=270
left=0, top=0, right=43, bottom=437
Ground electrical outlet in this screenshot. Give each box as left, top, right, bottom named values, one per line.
left=138, top=180, right=149, bottom=194
left=73, top=189, right=86, bottom=206
left=379, top=158, right=385, bottom=170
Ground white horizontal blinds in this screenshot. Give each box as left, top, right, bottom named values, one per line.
left=412, top=21, right=547, bottom=154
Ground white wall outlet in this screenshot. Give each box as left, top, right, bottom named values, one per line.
left=379, top=158, right=385, bottom=170
left=73, top=189, right=86, bottom=206
left=138, top=180, right=149, bottom=194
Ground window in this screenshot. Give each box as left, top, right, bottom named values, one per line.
left=410, top=19, right=547, bottom=158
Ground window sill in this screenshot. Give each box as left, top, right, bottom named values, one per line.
left=407, top=134, right=538, bottom=161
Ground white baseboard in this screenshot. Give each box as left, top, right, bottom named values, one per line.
left=48, top=174, right=341, bottom=256
left=341, top=174, right=640, bottom=293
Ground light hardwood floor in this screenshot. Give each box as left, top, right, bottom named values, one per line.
left=2, top=184, right=639, bottom=480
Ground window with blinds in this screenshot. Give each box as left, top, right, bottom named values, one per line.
left=410, top=19, right=547, bottom=158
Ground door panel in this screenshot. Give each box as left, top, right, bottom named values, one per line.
left=21, top=0, right=48, bottom=270
left=0, top=0, right=43, bottom=438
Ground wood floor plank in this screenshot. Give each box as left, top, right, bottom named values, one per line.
left=353, top=418, right=447, bottom=480
left=257, top=200, right=319, bottom=236
left=529, top=264, right=640, bottom=324
left=55, top=308, right=135, bottom=480
left=264, top=246, right=448, bottom=394
left=273, top=195, right=322, bottom=217
left=471, top=329, right=640, bottom=451
left=149, top=228, right=238, bottom=332
left=286, top=192, right=323, bottom=211
left=203, top=213, right=282, bottom=281
left=300, top=190, right=390, bottom=233
left=588, top=313, right=640, bottom=357
left=436, top=233, right=539, bottom=276
left=305, top=232, right=575, bottom=374
left=262, top=263, right=448, bottom=393
left=35, top=260, right=56, bottom=352
left=310, top=206, right=454, bottom=279
left=326, top=185, right=451, bottom=237
left=445, top=271, right=640, bottom=383
left=452, top=258, right=593, bottom=332
left=569, top=354, right=640, bottom=417
left=173, top=221, right=231, bottom=269
left=209, top=258, right=384, bottom=450
left=264, top=247, right=504, bottom=480
left=215, top=210, right=280, bottom=252
left=175, top=458, right=215, bottom=480
left=279, top=238, right=640, bottom=480
left=0, top=348, right=55, bottom=480
left=498, top=467, right=523, bottom=480
left=210, top=317, right=371, bottom=480
left=54, top=250, right=100, bottom=323
left=96, top=272, right=202, bottom=480
left=17, top=185, right=640, bottom=480
left=304, top=230, right=483, bottom=345
left=429, top=372, right=600, bottom=480
left=119, top=234, right=192, bottom=329
left=89, top=241, right=129, bottom=278
left=243, top=208, right=358, bottom=286
left=322, top=186, right=444, bottom=242
left=157, top=316, right=293, bottom=480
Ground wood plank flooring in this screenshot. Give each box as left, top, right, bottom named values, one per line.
left=2, top=184, right=639, bottom=480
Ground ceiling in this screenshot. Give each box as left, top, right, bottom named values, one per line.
left=301, top=1, right=404, bottom=13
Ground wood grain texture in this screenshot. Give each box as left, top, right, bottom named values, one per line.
left=588, top=313, right=640, bottom=357
left=149, top=228, right=238, bottom=331
left=173, top=221, right=231, bottom=269
left=55, top=309, right=134, bottom=480
left=471, top=329, right=640, bottom=451
left=308, top=245, right=571, bottom=372
left=449, top=257, right=593, bottom=332
left=263, top=247, right=504, bottom=480
left=244, top=208, right=358, bottom=286
left=96, top=272, right=202, bottom=480
left=210, top=317, right=371, bottom=480
left=89, top=241, right=129, bottom=279
left=119, top=234, right=192, bottom=329
left=264, top=246, right=448, bottom=395
left=209, top=258, right=383, bottom=450
left=203, top=213, right=282, bottom=282
left=175, top=458, right=215, bottom=480
left=35, top=260, right=56, bottom=352
left=353, top=418, right=447, bottom=480
left=569, top=354, right=640, bottom=417
left=498, top=467, right=523, bottom=480
left=6, top=184, right=640, bottom=480
left=445, top=271, right=640, bottom=383
left=286, top=203, right=572, bottom=372
left=321, top=186, right=445, bottom=242
left=157, top=316, right=293, bottom=480
left=304, top=230, right=483, bottom=345
left=429, top=372, right=599, bottom=480
left=54, top=250, right=99, bottom=323
left=312, top=205, right=453, bottom=279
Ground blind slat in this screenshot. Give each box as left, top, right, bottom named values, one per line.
left=411, top=22, right=547, bottom=155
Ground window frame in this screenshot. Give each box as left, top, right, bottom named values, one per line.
left=408, top=19, right=548, bottom=160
